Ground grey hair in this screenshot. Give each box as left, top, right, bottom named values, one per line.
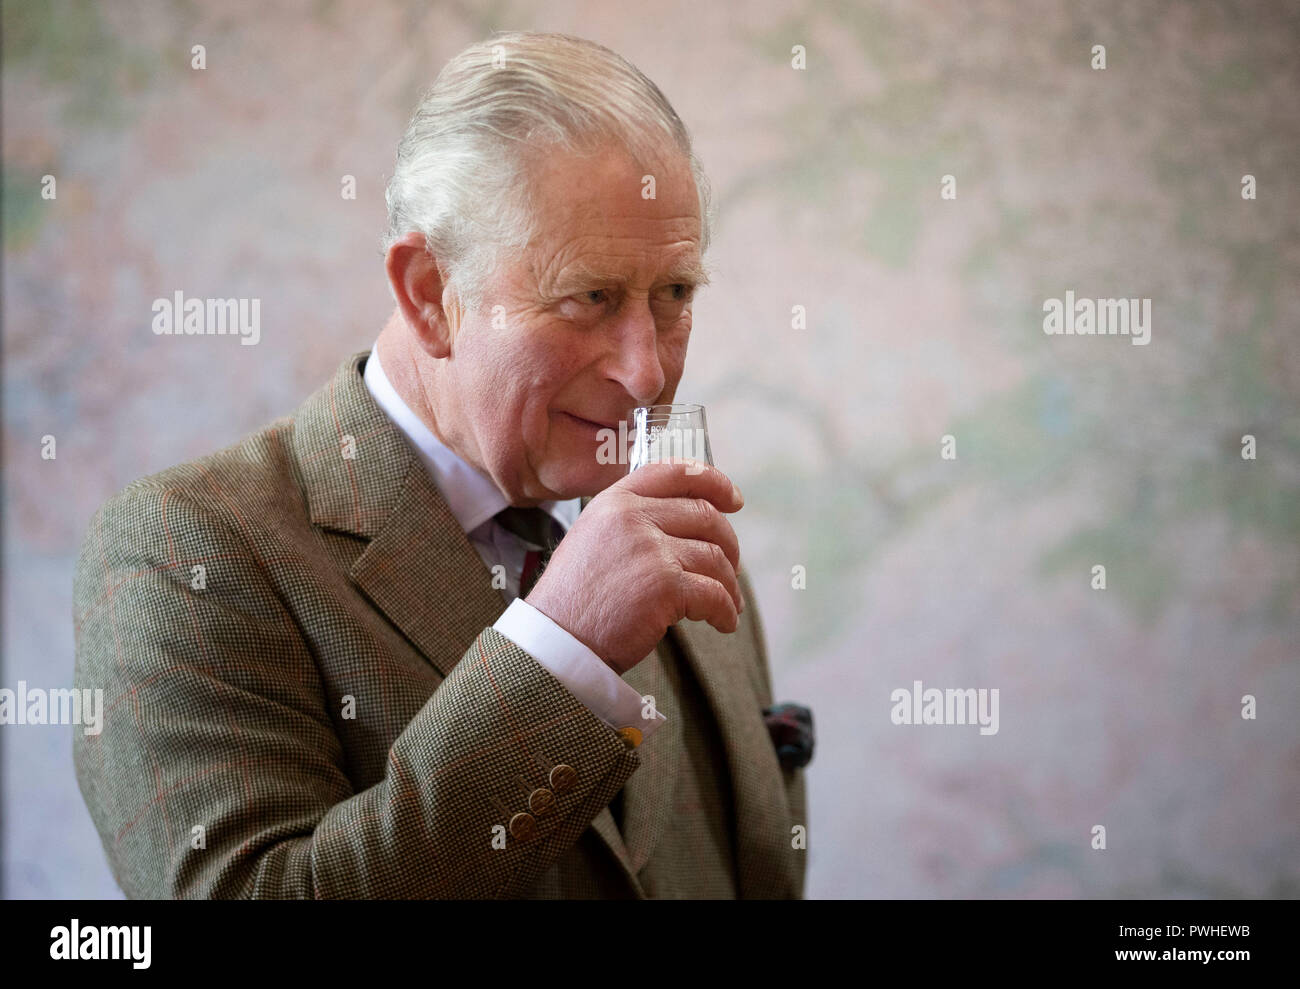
left=382, top=31, right=713, bottom=310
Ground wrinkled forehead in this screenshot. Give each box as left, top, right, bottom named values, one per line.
left=516, top=142, right=703, bottom=290
left=522, top=140, right=700, bottom=229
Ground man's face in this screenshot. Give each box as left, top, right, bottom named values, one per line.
left=438, top=142, right=705, bottom=503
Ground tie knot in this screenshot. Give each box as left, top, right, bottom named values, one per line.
left=494, top=506, right=562, bottom=551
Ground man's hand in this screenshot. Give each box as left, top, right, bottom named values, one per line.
left=525, top=459, right=746, bottom=675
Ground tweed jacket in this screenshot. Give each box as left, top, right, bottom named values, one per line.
left=71, top=350, right=807, bottom=898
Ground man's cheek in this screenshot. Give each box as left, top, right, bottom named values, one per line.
left=523, top=400, right=560, bottom=454
left=659, top=338, right=690, bottom=380
left=508, top=346, right=565, bottom=387
left=657, top=366, right=687, bottom=403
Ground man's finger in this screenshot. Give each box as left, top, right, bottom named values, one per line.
left=678, top=571, right=740, bottom=633
left=671, top=536, right=742, bottom=613
left=643, top=498, right=741, bottom=571
left=621, top=458, right=744, bottom=513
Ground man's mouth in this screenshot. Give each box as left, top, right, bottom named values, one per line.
left=559, top=411, right=618, bottom=431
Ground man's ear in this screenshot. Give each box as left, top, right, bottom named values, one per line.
left=385, top=231, right=456, bottom=360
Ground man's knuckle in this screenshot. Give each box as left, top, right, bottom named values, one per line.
left=673, top=571, right=692, bottom=619
left=709, top=541, right=728, bottom=572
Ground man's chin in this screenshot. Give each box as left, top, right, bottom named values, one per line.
left=540, top=460, right=625, bottom=500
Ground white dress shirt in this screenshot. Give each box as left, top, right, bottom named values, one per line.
left=362, top=341, right=665, bottom=742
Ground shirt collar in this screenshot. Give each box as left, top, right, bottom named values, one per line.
left=362, top=341, right=579, bottom=535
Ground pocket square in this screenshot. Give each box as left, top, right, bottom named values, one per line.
left=762, top=702, right=814, bottom=770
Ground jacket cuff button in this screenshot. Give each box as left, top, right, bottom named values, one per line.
left=549, top=764, right=576, bottom=792
left=527, top=788, right=556, bottom=815
left=508, top=812, right=537, bottom=842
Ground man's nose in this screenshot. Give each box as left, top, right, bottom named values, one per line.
left=605, top=301, right=666, bottom=404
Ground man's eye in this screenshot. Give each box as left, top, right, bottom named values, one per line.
left=576, top=289, right=608, bottom=305
left=658, top=284, right=691, bottom=302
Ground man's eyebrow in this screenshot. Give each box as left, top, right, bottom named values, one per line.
left=546, top=256, right=712, bottom=294
left=662, top=257, right=712, bottom=288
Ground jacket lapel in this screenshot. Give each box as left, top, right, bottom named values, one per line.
left=669, top=618, right=800, bottom=898
left=294, top=350, right=505, bottom=677
left=348, top=464, right=507, bottom=678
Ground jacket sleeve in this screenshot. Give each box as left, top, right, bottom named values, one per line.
left=72, top=485, right=639, bottom=899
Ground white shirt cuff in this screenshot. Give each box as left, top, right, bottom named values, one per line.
left=493, top=598, right=667, bottom=743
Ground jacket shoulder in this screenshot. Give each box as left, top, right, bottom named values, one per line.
left=71, top=398, right=323, bottom=621
left=89, top=411, right=303, bottom=538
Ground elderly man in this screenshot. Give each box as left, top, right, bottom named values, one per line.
left=72, top=31, right=808, bottom=898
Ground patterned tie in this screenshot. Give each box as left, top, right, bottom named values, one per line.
left=494, top=506, right=564, bottom=599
